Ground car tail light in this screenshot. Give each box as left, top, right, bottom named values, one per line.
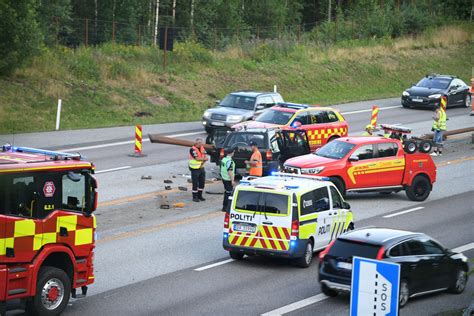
left=319, top=240, right=335, bottom=260
left=266, top=149, right=272, bottom=160
left=291, top=220, right=299, bottom=237
left=224, top=212, right=230, bottom=230
left=220, top=149, right=224, bottom=159
left=376, top=246, right=385, bottom=260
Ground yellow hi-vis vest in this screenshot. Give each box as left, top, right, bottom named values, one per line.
left=432, top=109, right=447, bottom=131
left=189, top=145, right=206, bottom=169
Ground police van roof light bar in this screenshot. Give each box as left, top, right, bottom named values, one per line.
left=11, top=146, right=82, bottom=160
left=271, top=172, right=329, bottom=181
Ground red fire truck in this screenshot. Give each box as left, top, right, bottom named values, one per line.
left=0, top=145, right=97, bottom=315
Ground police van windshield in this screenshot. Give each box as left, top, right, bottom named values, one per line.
left=315, top=140, right=355, bottom=160
left=256, top=109, right=294, bottom=125
left=235, top=191, right=289, bottom=215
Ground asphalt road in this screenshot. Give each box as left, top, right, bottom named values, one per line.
left=63, top=191, right=474, bottom=316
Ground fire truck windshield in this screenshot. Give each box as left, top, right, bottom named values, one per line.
left=315, top=140, right=355, bottom=160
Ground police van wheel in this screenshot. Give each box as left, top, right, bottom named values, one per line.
left=321, top=283, right=338, bottom=297
left=405, top=176, right=431, bottom=201
left=229, top=251, right=244, bottom=260
left=27, top=266, right=71, bottom=316
left=399, top=279, right=410, bottom=308
left=295, top=241, right=313, bottom=268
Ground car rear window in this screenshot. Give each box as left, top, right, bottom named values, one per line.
left=225, top=133, right=266, bottom=149
left=328, top=239, right=381, bottom=259
left=235, top=191, right=289, bottom=215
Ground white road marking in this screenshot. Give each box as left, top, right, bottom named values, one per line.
left=261, top=293, right=329, bottom=316
left=383, top=206, right=424, bottom=218
left=59, top=131, right=204, bottom=152
left=194, top=259, right=235, bottom=272
left=452, top=242, right=474, bottom=253
left=95, top=166, right=132, bottom=174
left=341, top=105, right=402, bottom=115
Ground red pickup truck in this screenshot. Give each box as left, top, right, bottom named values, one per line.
left=283, top=136, right=437, bottom=201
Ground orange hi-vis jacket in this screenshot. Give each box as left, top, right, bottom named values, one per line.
left=249, top=150, right=263, bottom=177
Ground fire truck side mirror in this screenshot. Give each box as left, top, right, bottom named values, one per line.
left=87, top=176, right=98, bottom=215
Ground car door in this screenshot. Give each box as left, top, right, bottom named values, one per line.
left=299, top=187, right=331, bottom=249
left=447, top=79, right=464, bottom=106
left=0, top=175, right=6, bottom=259
left=374, top=142, right=405, bottom=187
left=405, top=238, right=435, bottom=293
left=279, top=130, right=311, bottom=162
left=259, top=192, right=292, bottom=252
left=419, top=238, right=452, bottom=289
left=328, top=186, right=349, bottom=241
left=228, top=190, right=263, bottom=250
left=345, top=144, right=377, bottom=188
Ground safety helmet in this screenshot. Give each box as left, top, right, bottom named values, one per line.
left=365, top=124, right=374, bottom=130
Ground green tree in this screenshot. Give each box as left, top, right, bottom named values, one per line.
left=0, top=0, right=42, bottom=76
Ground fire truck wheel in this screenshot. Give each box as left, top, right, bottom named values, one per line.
left=405, top=175, right=431, bottom=201
left=27, top=266, right=71, bottom=316
left=419, top=140, right=432, bottom=153
left=329, top=177, right=346, bottom=196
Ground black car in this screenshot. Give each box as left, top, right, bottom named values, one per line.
left=318, top=228, right=469, bottom=307
left=401, top=75, right=471, bottom=109
left=207, top=128, right=310, bottom=177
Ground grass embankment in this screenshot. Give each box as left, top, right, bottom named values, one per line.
left=0, top=24, right=472, bottom=134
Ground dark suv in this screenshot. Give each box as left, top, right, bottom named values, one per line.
left=207, top=128, right=310, bottom=177
left=202, top=91, right=284, bottom=133
left=318, top=228, right=469, bottom=307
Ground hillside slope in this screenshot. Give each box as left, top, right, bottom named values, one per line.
left=0, top=25, right=472, bottom=134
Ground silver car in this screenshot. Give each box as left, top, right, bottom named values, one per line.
left=202, top=91, right=284, bottom=133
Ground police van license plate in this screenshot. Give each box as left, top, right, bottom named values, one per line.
left=233, top=223, right=256, bottom=233
left=337, top=262, right=352, bottom=270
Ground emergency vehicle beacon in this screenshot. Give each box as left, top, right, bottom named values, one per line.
left=223, top=173, right=354, bottom=268
left=0, top=145, right=97, bottom=315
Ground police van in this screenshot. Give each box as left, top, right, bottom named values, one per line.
left=223, top=173, right=354, bottom=267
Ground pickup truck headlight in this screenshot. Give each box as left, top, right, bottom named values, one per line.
left=227, top=115, right=243, bottom=123
left=402, top=91, right=410, bottom=97
left=203, top=111, right=212, bottom=119
left=428, top=94, right=442, bottom=99
left=301, top=167, right=324, bottom=174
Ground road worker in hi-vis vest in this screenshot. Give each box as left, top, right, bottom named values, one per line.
left=245, top=141, right=263, bottom=177
left=189, top=138, right=208, bottom=202
left=431, top=97, right=447, bottom=156
left=362, top=124, right=374, bottom=136
left=220, top=147, right=236, bottom=212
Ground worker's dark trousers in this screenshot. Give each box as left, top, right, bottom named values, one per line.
left=190, top=167, right=205, bottom=197
left=222, top=180, right=233, bottom=211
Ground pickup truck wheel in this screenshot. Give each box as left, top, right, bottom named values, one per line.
left=329, top=177, right=346, bottom=196
left=405, top=176, right=431, bottom=201
left=419, top=140, right=432, bottom=153
left=26, top=266, right=71, bottom=316
left=403, top=140, right=417, bottom=154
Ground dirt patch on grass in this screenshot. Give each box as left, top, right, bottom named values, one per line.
left=147, top=95, right=170, bottom=106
